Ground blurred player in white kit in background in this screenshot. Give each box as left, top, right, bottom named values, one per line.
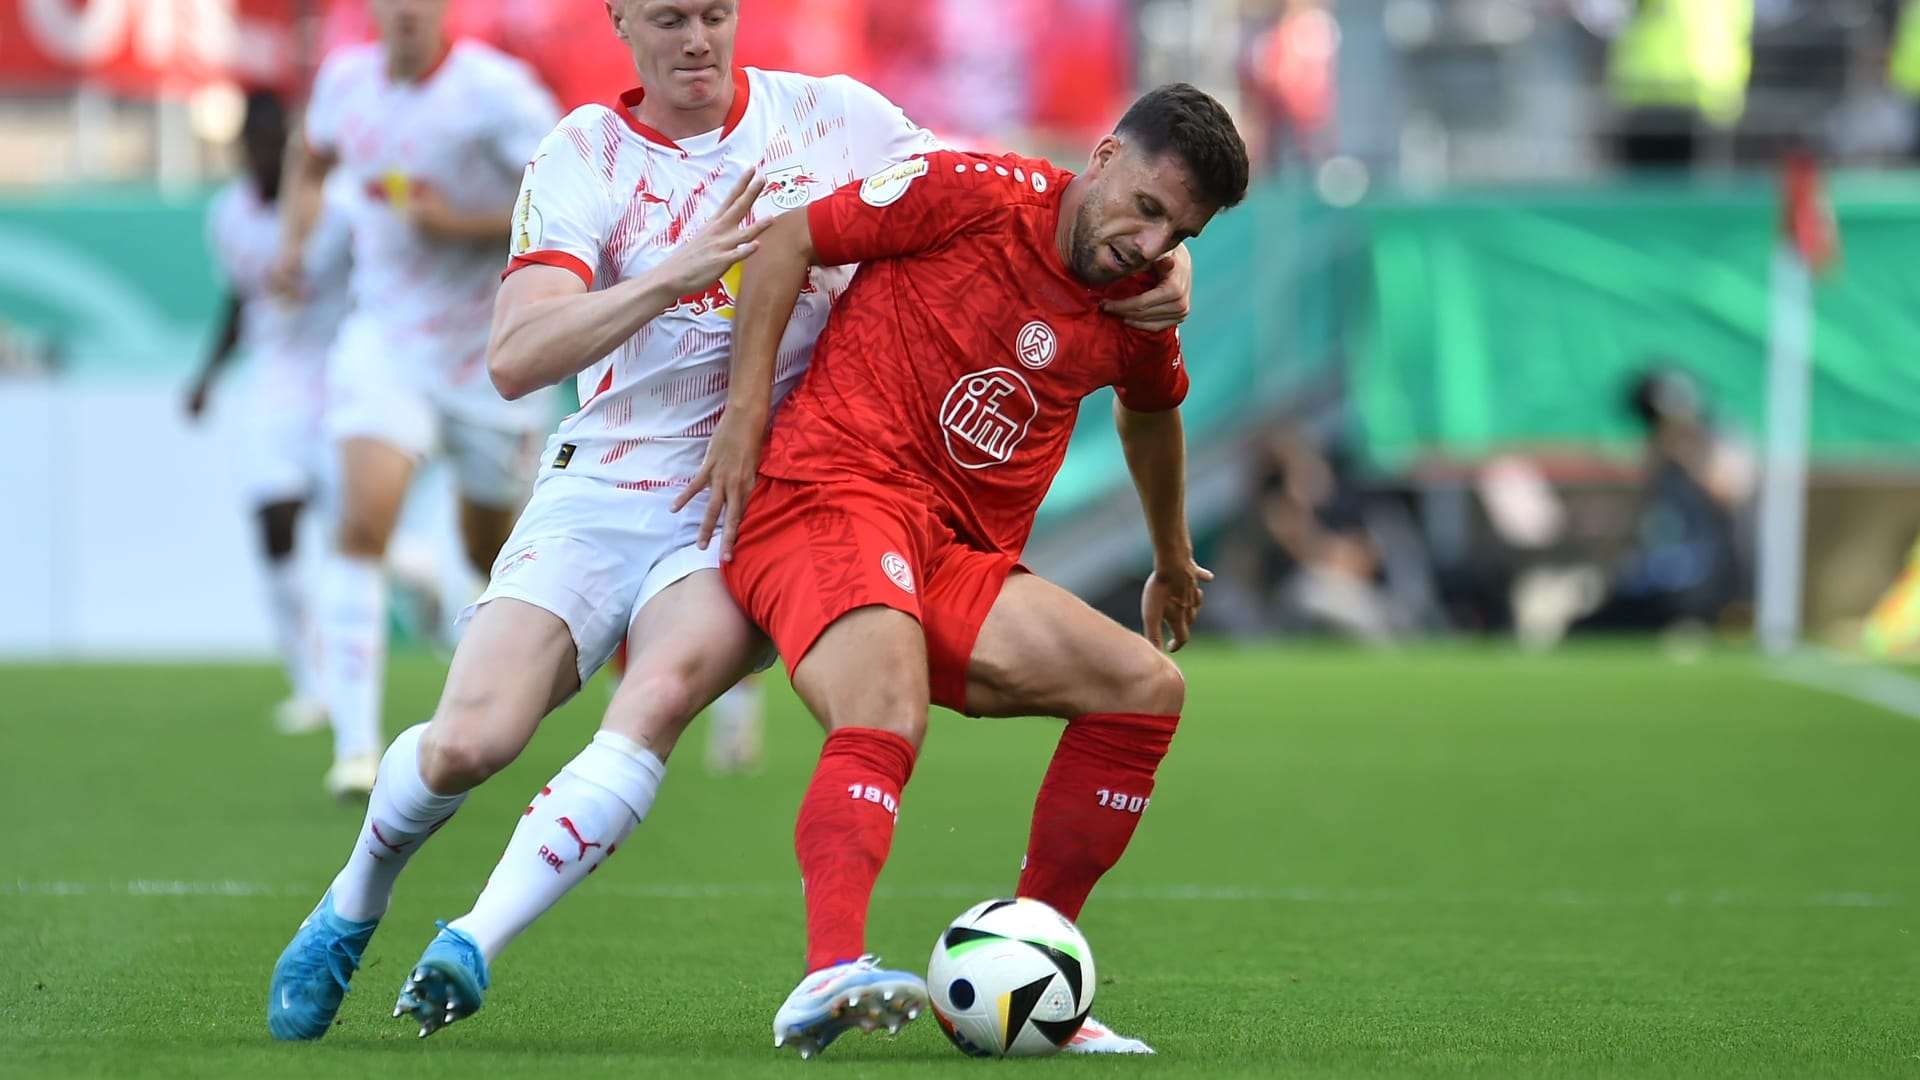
left=271, top=0, right=561, bottom=797
left=187, top=88, right=352, bottom=738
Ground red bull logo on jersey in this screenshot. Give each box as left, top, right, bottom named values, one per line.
left=674, top=262, right=744, bottom=318
left=762, top=165, right=823, bottom=211
left=939, top=367, right=1038, bottom=470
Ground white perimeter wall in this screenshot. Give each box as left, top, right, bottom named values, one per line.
left=0, top=380, right=466, bottom=660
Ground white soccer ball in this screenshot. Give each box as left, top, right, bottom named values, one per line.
left=926, top=897, right=1095, bottom=1057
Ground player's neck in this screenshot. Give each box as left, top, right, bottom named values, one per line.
left=1054, top=176, right=1092, bottom=285
left=631, top=87, right=735, bottom=142
left=386, top=36, right=449, bottom=84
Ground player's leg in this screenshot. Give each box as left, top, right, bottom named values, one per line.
left=723, top=477, right=934, bottom=1056
left=963, top=573, right=1185, bottom=913
left=705, top=674, right=764, bottom=775
left=257, top=497, right=327, bottom=734
left=404, top=567, right=763, bottom=1035
left=317, top=435, right=414, bottom=796
left=958, top=572, right=1184, bottom=1055
left=314, top=328, right=437, bottom=796
left=240, top=363, right=327, bottom=733
left=266, top=595, right=578, bottom=1040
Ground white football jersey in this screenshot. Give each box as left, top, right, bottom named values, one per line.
left=207, top=174, right=352, bottom=369
left=305, top=39, right=559, bottom=342
left=506, top=67, right=941, bottom=489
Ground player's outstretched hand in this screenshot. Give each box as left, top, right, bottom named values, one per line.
left=1141, top=558, right=1211, bottom=652
left=656, top=171, right=774, bottom=298
left=672, top=405, right=763, bottom=560
left=1102, top=243, right=1192, bottom=332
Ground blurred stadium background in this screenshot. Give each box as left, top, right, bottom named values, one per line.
left=7, top=3, right=1920, bottom=1075
left=6, top=0, right=1920, bottom=659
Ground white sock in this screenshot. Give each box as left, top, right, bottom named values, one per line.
left=713, top=680, right=760, bottom=734
left=263, top=555, right=319, bottom=700
left=328, top=723, right=468, bottom=922
left=319, top=553, right=387, bottom=760
left=449, top=730, right=665, bottom=961
left=706, top=679, right=763, bottom=771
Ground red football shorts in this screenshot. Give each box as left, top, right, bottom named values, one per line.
left=722, top=476, right=1018, bottom=712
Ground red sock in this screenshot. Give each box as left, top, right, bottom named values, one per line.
left=795, top=727, right=917, bottom=973
left=1016, top=712, right=1179, bottom=921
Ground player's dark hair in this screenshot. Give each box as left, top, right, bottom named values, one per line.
left=1113, top=83, right=1250, bottom=210
left=242, top=89, right=286, bottom=137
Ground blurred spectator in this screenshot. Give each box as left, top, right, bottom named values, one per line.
left=1239, top=0, right=1339, bottom=172
left=1605, top=0, right=1754, bottom=169
left=1236, top=422, right=1438, bottom=643
left=1569, top=367, right=1756, bottom=636
left=1892, top=0, right=1920, bottom=158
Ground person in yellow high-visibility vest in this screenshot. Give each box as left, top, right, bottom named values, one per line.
left=1889, top=0, right=1920, bottom=160
left=1606, top=0, right=1753, bottom=169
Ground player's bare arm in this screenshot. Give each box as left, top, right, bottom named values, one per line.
left=488, top=172, right=770, bottom=401
left=1100, top=243, right=1193, bottom=332
left=268, top=139, right=333, bottom=299
left=1115, top=399, right=1210, bottom=652
left=406, top=183, right=519, bottom=243
left=673, top=203, right=818, bottom=557
left=185, top=293, right=244, bottom=419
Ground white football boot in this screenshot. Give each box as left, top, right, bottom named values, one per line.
left=1064, top=1015, right=1156, bottom=1054
left=772, top=956, right=927, bottom=1058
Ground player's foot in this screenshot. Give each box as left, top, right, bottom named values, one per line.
left=772, top=955, right=926, bottom=1059
left=266, top=891, right=380, bottom=1040
left=1063, top=1015, right=1156, bottom=1054
left=274, top=696, right=329, bottom=735
left=325, top=752, right=380, bottom=800
left=394, top=922, right=489, bottom=1038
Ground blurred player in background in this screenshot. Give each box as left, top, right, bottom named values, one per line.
left=186, top=89, right=351, bottom=737
left=270, top=0, right=561, bottom=798
left=264, top=0, right=1192, bottom=1046
left=707, top=83, right=1249, bottom=1056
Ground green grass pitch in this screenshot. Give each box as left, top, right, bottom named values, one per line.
left=4, top=647, right=1917, bottom=1078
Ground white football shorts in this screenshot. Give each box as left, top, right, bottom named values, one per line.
left=323, top=313, right=549, bottom=509
left=462, top=470, right=750, bottom=685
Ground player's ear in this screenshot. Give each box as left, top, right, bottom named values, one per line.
left=607, top=1, right=628, bottom=42
left=1088, top=134, right=1123, bottom=175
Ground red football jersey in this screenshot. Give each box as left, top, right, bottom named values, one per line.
left=757, top=149, right=1187, bottom=556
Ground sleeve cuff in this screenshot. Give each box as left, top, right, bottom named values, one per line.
left=503, top=250, right=594, bottom=287
left=806, top=199, right=848, bottom=267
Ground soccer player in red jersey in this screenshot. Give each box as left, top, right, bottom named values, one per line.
left=685, top=83, right=1249, bottom=1057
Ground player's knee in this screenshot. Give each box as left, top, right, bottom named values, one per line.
left=419, top=705, right=522, bottom=790
left=336, top=509, right=391, bottom=559
left=603, top=669, right=701, bottom=744
left=1118, top=645, right=1186, bottom=716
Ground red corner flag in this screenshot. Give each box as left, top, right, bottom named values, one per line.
left=1781, top=148, right=1839, bottom=275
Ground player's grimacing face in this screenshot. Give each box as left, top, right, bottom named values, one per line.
left=612, top=0, right=738, bottom=110
left=370, top=0, right=448, bottom=54
left=1069, top=137, right=1218, bottom=286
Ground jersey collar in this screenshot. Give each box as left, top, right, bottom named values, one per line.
left=614, top=67, right=751, bottom=150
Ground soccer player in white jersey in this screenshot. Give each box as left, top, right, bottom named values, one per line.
left=266, top=0, right=1191, bottom=1047
left=270, top=0, right=562, bottom=799
left=187, top=89, right=351, bottom=736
